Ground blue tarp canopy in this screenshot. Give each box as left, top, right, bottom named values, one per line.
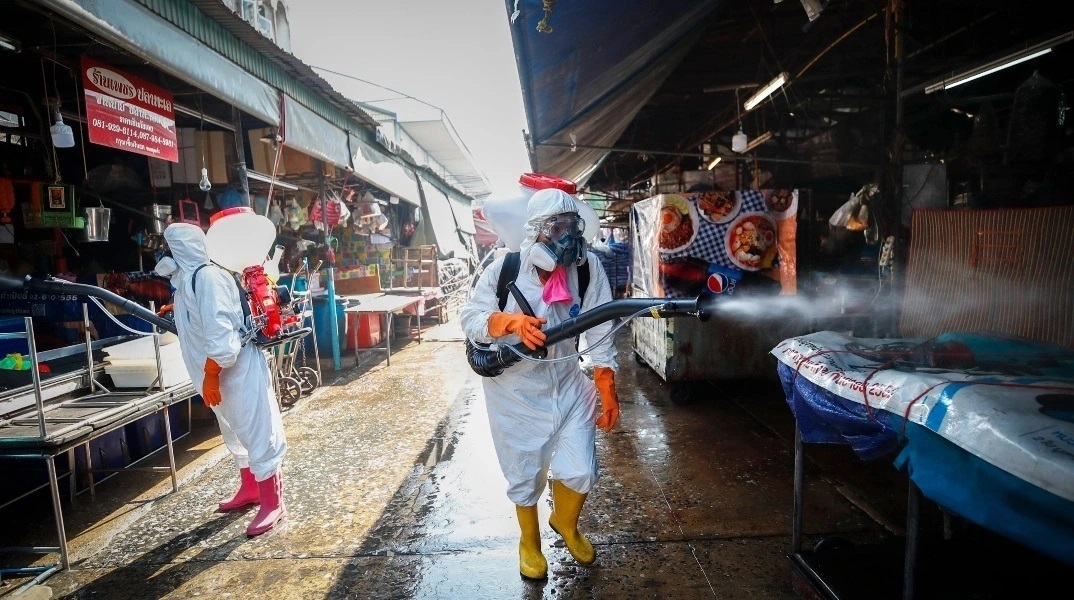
left=506, top=0, right=722, bottom=185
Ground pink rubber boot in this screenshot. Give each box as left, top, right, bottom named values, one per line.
left=246, top=471, right=285, bottom=536
left=217, top=467, right=260, bottom=512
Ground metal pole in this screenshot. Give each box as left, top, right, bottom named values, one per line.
left=163, top=405, right=178, bottom=493
left=792, top=424, right=804, bottom=555
left=321, top=168, right=341, bottom=371
left=903, top=480, right=920, bottom=600
left=26, top=318, right=46, bottom=439
left=150, top=301, right=164, bottom=392
left=82, top=304, right=105, bottom=393
left=45, top=457, right=69, bottom=570
left=232, top=105, right=251, bottom=208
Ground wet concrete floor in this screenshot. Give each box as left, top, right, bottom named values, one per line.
left=1, top=320, right=1012, bottom=599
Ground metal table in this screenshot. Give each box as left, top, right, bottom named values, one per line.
left=344, top=294, right=423, bottom=367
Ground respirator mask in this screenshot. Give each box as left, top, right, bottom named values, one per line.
left=152, top=244, right=177, bottom=279
left=533, top=213, right=587, bottom=270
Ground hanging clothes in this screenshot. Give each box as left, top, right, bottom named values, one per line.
left=308, top=196, right=343, bottom=229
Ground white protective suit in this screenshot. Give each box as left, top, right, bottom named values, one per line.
left=460, top=189, right=617, bottom=506
left=156, top=223, right=287, bottom=482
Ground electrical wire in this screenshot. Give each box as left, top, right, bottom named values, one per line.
left=306, top=64, right=445, bottom=114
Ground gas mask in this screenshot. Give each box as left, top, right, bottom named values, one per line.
left=534, top=212, right=587, bottom=269
left=550, top=230, right=586, bottom=267
left=152, top=243, right=177, bottom=279
left=153, top=254, right=178, bottom=279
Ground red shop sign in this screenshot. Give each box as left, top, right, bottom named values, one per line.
left=81, top=56, right=178, bottom=162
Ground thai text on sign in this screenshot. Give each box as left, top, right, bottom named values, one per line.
left=81, top=56, right=178, bottom=162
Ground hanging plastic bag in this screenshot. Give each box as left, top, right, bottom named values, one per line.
left=829, top=195, right=861, bottom=229
left=268, top=199, right=286, bottom=227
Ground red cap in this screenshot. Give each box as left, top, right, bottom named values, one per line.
left=209, top=206, right=253, bottom=226
left=519, top=173, right=577, bottom=194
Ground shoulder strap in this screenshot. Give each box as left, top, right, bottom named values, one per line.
left=578, top=259, right=590, bottom=308
left=190, top=264, right=211, bottom=295
left=191, top=263, right=251, bottom=320
left=496, top=251, right=521, bottom=311
left=495, top=252, right=591, bottom=311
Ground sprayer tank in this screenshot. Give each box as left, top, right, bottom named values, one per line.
left=204, top=207, right=278, bottom=274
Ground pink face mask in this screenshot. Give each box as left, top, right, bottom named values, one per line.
left=542, top=266, right=573, bottom=304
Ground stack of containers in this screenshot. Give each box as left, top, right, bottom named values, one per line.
left=103, top=333, right=191, bottom=388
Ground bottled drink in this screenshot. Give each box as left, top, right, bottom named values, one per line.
left=659, top=257, right=742, bottom=297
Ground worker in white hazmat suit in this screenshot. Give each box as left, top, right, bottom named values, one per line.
left=154, top=223, right=287, bottom=537
left=460, top=188, right=619, bottom=580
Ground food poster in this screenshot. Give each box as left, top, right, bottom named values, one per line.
left=631, top=190, right=798, bottom=298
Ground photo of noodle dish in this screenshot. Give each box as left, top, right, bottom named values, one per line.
left=764, top=188, right=797, bottom=219
left=657, top=194, right=698, bottom=253
left=726, top=212, right=778, bottom=270
left=695, top=191, right=740, bottom=224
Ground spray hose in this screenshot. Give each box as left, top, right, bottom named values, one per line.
left=15, top=275, right=177, bottom=334
left=10, top=275, right=312, bottom=347
left=465, top=292, right=717, bottom=377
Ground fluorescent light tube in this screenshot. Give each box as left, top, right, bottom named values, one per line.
left=246, top=170, right=298, bottom=190
left=743, top=72, right=788, bottom=111
left=743, top=131, right=773, bottom=153
left=0, top=33, right=19, bottom=53
left=924, top=31, right=1072, bottom=94
left=707, top=157, right=722, bottom=170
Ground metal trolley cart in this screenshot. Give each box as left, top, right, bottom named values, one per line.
left=265, top=271, right=321, bottom=407
left=265, top=327, right=319, bottom=407
left=0, top=309, right=195, bottom=588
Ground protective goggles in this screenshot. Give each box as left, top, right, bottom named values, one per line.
left=539, top=213, right=585, bottom=240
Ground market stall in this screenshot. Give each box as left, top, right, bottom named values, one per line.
left=771, top=204, right=1074, bottom=598
left=630, top=188, right=808, bottom=382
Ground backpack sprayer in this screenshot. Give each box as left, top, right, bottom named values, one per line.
left=201, top=207, right=309, bottom=346
left=466, top=290, right=718, bottom=377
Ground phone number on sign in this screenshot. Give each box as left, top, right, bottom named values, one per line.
left=94, top=120, right=175, bottom=148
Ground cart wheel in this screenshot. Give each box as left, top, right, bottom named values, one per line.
left=298, top=366, right=321, bottom=392
left=278, top=376, right=303, bottom=406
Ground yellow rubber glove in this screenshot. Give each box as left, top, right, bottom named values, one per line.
left=157, top=304, right=174, bottom=317
left=593, top=367, right=619, bottom=432
left=488, top=312, right=547, bottom=351
left=202, top=358, right=223, bottom=407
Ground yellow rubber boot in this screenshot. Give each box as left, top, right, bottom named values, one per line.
left=515, top=504, right=548, bottom=580
left=548, top=480, right=595, bottom=565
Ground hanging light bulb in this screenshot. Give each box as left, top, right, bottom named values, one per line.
left=731, top=88, right=747, bottom=153
left=732, top=130, right=748, bottom=153
left=199, top=167, right=212, bottom=192
left=50, top=104, right=74, bottom=149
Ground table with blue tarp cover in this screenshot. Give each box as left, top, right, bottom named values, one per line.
left=772, top=330, right=1074, bottom=598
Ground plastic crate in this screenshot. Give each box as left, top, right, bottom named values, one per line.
left=125, top=407, right=185, bottom=461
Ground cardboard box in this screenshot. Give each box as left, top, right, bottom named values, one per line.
left=248, top=127, right=289, bottom=176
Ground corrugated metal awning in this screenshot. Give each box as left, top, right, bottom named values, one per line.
left=42, top=0, right=281, bottom=126
left=399, top=120, right=491, bottom=199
